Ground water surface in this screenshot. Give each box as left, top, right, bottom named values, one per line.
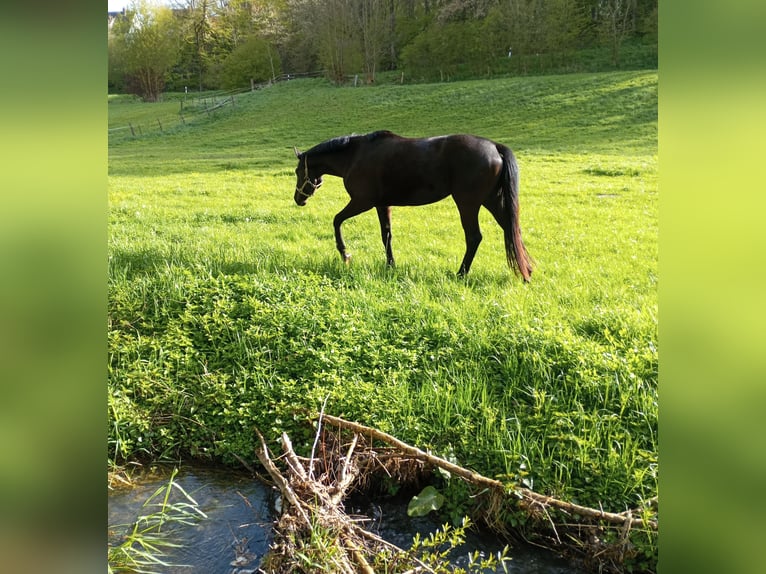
left=108, top=465, right=587, bottom=573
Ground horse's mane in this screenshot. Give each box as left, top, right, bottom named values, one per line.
left=306, top=130, right=395, bottom=156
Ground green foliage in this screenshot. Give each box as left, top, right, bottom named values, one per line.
left=408, top=485, right=446, bottom=517
left=286, top=517, right=350, bottom=573
left=109, top=0, right=181, bottom=101
left=373, top=517, right=512, bottom=574
left=109, top=70, right=657, bottom=571
left=399, top=0, right=592, bottom=81
left=401, top=19, right=496, bottom=81
left=220, top=36, right=281, bottom=89
left=108, top=0, right=656, bottom=92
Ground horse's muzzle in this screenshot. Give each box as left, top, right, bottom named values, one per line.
left=294, top=179, right=321, bottom=206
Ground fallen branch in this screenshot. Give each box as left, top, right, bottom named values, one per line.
left=254, top=413, right=656, bottom=574
left=254, top=423, right=380, bottom=574
left=255, top=430, right=310, bottom=527
left=331, top=433, right=359, bottom=506
left=321, top=413, right=657, bottom=531
left=342, top=532, right=375, bottom=574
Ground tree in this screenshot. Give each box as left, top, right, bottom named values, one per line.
left=279, top=0, right=321, bottom=72
left=174, top=0, right=220, bottom=91
left=110, top=0, right=181, bottom=101
left=107, top=0, right=656, bottom=93
left=220, top=35, right=281, bottom=88
left=313, top=0, right=361, bottom=83
left=637, top=0, right=657, bottom=43
left=543, top=0, right=588, bottom=55
left=108, top=14, right=130, bottom=93
left=357, top=0, right=389, bottom=82
left=223, top=0, right=286, bottom=81
left=597, top=0, right=636, bottom=66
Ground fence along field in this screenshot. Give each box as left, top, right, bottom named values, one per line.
left=108, top=70, right=658, bottom=572
left=108, top=72, right=325, bottom=143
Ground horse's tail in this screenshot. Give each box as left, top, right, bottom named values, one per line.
left=496, top=144, right=533, bottom=282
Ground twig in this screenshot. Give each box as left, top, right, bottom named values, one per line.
left=231, top=451, right=256, bottom=475
left=280, top=432, right=308, bottom=481
left=342, top=433, right=358, bottom=481
left=309, top=394, right=330, bottom=480
left=538, top=501, right=561, bottom=544
left=235, top=490, right=253, bottom=509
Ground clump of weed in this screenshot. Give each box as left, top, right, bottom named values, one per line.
left=108, top=468, right=207, bottom=573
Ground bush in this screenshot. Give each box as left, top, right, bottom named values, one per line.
left=401, top=20, right=497, bottom=82
left=220, top=36, right=281, bottom=90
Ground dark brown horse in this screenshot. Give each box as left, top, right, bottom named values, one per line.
left=293, top=130, right=533, bottom=281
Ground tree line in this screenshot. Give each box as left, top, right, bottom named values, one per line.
left=108, top=0, right=657, bottom=101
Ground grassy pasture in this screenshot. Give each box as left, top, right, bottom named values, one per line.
left=109, top=71, right=657, bottom=570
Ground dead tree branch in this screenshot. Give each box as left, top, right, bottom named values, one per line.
left=321, top=413, right=657, bottom=531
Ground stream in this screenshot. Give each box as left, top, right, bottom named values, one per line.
left=108, top=465, right=588, bottom=573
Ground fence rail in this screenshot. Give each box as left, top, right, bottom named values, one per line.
left=108, top=71, right=326, bottom=143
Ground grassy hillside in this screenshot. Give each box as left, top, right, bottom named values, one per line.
left=109, top=71, right=657, bottom=571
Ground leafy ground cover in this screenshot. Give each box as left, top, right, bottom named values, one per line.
left=108, top=70, right=657, bottom=571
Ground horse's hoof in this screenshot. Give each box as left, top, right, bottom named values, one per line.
left=343, top=254, right=352, bottom=265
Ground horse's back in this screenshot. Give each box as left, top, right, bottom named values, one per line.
left=347, top=132, right=504, bottom=206
left=370, top=134, right=501, bottom=173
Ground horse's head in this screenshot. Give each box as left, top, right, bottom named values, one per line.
left=293, top=148, right=323, bottom=206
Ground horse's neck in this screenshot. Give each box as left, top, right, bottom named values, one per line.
left=311, top=150, right=351, bottom=178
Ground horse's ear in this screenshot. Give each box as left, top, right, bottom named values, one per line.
left=293, top=147, right=301, bottom=158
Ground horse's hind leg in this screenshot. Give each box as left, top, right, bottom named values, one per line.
left=455, top=202, right=482, bottom=276
left=376, top=206, right=395, bottom=266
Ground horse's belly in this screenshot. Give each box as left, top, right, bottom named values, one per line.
left=382, top=185, right=450, bottom=206
left=375, top=168, right=450, bottom=205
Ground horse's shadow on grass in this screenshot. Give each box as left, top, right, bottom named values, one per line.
left=296, top=256, right=517, bottom=290
left=109, top=246, right=517, bottom=291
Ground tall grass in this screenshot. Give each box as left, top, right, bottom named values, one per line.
left=109, top=70, right=657, bottom=569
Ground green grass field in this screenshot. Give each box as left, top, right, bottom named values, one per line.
left=108, top=70, right=657, bottom=571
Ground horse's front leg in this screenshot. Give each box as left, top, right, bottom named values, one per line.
left=376, top=206, right=395, bottom=266
left=333, top=199, right=373, bottom=264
